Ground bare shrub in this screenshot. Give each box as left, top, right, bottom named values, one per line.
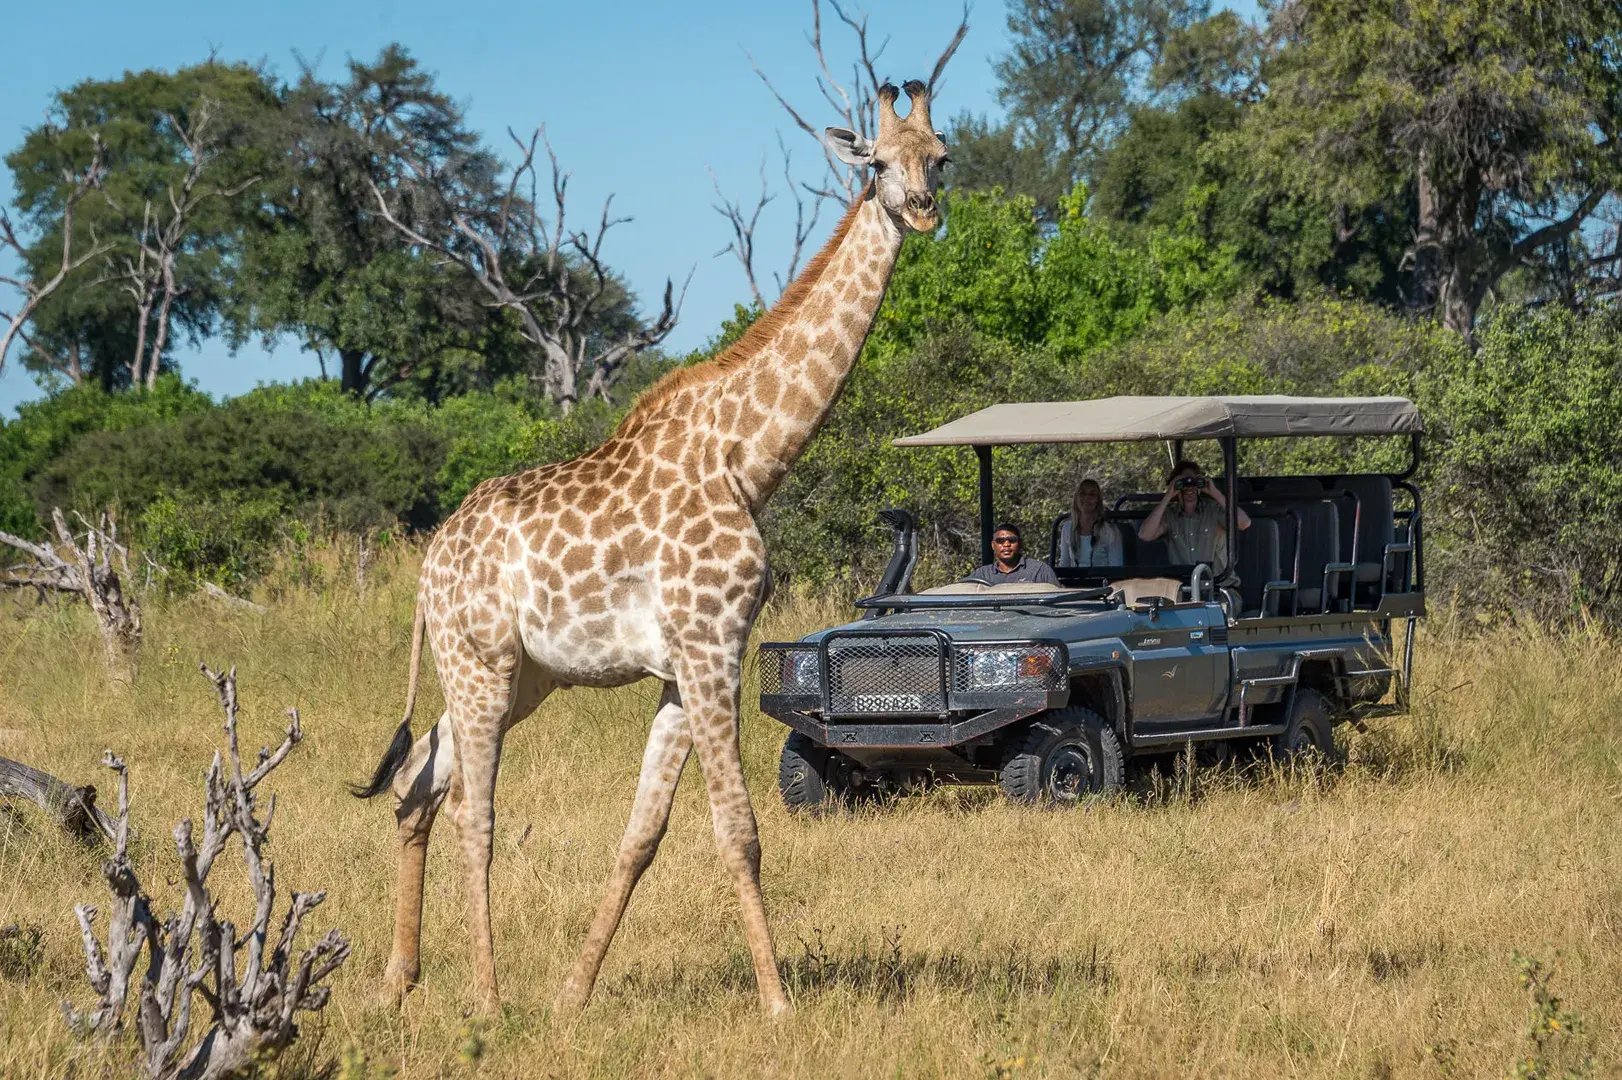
left=63, top=664, right=349, bottom=1080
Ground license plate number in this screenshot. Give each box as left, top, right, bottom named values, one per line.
left=849, top=693, right=923, bottom=712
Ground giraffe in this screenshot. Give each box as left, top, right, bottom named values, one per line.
left=352, top=80, right=948, bottom=1016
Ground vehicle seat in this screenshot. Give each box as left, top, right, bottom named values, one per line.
left=919, top=581, right=989, bottom=595
left=1112, top=577, right=1181, bottom=606
left=1292, top=500, right=1342, bottom=612
left=1338, top=475, right=1395, bottom=604
left=1235, top=515, right=1280, bottom=616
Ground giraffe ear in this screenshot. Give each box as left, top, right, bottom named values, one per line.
left=824, top=126, right=874, bottom=167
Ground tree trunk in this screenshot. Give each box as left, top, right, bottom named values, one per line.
left=338, top=348, right=369, bottom=396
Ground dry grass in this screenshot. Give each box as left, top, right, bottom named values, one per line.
left=1, top=547, right=1618, bottom=1078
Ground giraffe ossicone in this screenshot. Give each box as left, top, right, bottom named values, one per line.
left=352, top=78, right=949, bottom=1016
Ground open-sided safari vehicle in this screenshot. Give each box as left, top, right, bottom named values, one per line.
left=758, top=395, right=1425, bottom=808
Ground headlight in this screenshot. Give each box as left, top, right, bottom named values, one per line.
left=782, top=650, right=821, bottom=693
left=969, top=649, right=1021, bottom=689
left=959, top=646, right=1063, bottom=691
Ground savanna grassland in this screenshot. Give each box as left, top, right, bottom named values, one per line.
left=1, top=546, right=1618, bottom=1078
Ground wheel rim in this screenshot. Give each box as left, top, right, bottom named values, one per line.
left=1046, top=743, right=1093, bottom=800
left=1285, top=723, right=1321, bottom=756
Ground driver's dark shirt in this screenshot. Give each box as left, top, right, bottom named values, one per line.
left=964, top=556, right=1059, bottom=586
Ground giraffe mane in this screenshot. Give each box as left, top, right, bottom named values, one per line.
left=614, top=189, right=871, bottom=433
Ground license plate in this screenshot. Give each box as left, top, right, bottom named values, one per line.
left=849, top=693, right=923, bottom=712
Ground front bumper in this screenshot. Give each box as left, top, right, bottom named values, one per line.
left=757, top=629, right=1069, bottom=749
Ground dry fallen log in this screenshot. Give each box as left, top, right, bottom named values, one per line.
left=0, top=756, right=116, bottom=843
left=63, top=664, right=350, bottom=1080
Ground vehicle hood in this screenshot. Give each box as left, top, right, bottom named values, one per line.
left=790, top=604, right=1148, bottom=651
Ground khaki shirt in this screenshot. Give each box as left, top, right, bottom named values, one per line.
left=1162, top=499, right=1233, bottom=581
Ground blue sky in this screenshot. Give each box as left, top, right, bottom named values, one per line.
left=0, top=0, right=1010, bottom=414
left=0, top=0, right=1257, bottom=416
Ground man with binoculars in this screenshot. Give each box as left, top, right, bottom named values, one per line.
left=1138, top=458, right=1251, bottom=583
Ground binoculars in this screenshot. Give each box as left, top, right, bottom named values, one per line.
left=1174, top=475, right=1208, bottom=490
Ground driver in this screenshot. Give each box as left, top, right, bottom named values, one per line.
left=1137, top=459, right=1250, bottom=583
left=965, top=523, right=1059, bottom=585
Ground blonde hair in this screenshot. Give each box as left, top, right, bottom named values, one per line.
left=1067, top=478, right=1108, bottom=565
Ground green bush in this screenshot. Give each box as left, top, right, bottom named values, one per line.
left=1430, top=304, right=1622, bottom=621
left=34, top=388, right=444, bottom=532
left=0, top=376, right=212, bottom=536
left=139, top=492, right=285, bottom=587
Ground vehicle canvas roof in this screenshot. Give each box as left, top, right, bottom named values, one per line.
left=892, top=395, right=1424, bottom=447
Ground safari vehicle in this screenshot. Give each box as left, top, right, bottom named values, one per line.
left=757, top=395, right=1425, bottom=808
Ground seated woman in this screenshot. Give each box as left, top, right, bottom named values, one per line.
left=1055, top=478, right=1123, bottom=569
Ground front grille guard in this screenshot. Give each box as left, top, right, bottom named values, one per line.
left=759, top=630, right=1068, bottom=718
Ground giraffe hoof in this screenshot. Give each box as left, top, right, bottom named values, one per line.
left=380, top=962, right=419, bottom=1008
left=554, top=988, right=588, bottom=1015
left=763, top=994, right=792, bottom=1018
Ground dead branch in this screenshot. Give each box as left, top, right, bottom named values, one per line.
left=0, top=137, right=112, bottom=375
left=64, top=665, right=350, bottom=1080
left=368, top=125, right=686, bottom=411
left=0, top=509, right=141, bottom=683
left=111, top=105, right=259, bottom=389
left=198, top=582, right=266, bottom=615
left=711, top=136, right=824, bottom=307
left=747, top=1, right=968, bottom=205
left=1, top=509, right=258, bottom=622
left=0, top=756, right=116, bottom=843
left=723, top=1, right=965, bottom=295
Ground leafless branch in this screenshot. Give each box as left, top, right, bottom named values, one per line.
left=0, top=137, right=112, bottom=376
left=710, top=136, right=825, bottom=307
left=368, top=123, right=682, bottom=410
left=110, top=104, right=259, bottom=389
left=64, top=666, right=348, bottom=1080
left=725, top=2, right=967, bottom=293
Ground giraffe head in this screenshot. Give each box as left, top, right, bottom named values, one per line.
left=825, top=79, right=948, bottom=233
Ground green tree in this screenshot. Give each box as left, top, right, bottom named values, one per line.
left=945, top=0, right=1209, bottom=216
left=231, top=46, right=509, bottom=400
left=1237, top=0, right=1622, bottom=337
left=4, top=62, right=277, bottom=390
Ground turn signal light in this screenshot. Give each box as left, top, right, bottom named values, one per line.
left=1018, top=653, right=1054, bottom=678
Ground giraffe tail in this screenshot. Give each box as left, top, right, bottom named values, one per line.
left=349, top=597, right=427, bottom=799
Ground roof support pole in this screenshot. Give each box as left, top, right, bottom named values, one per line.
left=976, top=444, right=995, bottom=567
left=1221, top=436, right=1238, bottom=588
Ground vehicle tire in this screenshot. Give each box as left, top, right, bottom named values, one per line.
left=1271, top=688, right=1339, bottom=762
left=998, top=707, right=1124, bottom=804
left=778, top=733, right=859, bottom=813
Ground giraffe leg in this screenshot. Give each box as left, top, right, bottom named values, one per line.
left=383, top=710, right=457, bottom=1001
left=681, top=653, right=791, bottom=1016
left=445, top=653, right=550, bottom=1014
left=556, top=682, right=692, bottom=1012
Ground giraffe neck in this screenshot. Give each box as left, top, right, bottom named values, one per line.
left=715, top=196, right=904, bottom=510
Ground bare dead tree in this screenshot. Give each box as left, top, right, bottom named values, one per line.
left=64, top=665, right=350, bottom=1080
left=0, top=509, right=141, bottom=683
left=369, top=126, right=687, bottom=411
left=0, top=137, right=112, bottom=376
left=110, top=105, right=259, bottom=390
left=712, top=1, right=967, bottom=300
